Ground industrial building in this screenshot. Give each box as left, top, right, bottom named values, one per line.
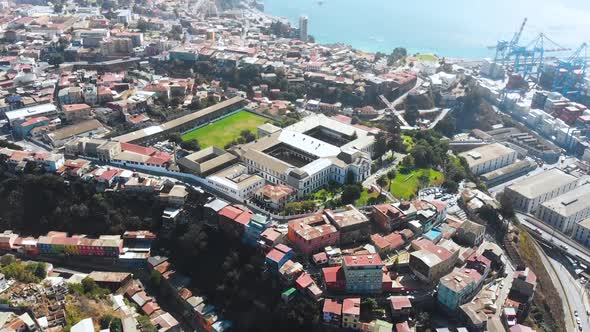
left=480, top=159, right=537, bottom=187
left=233, top=114, right=374, bottom=197
left=459, top=143, right=517, bottom=176
left=537, top=184, right=590, bottom=233
left=505, top=169, right=579, bottom=214
left=573, top=218, right=590, bottom=248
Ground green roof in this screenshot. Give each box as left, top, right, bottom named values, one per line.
left=282, top=288, right=296, bottom=296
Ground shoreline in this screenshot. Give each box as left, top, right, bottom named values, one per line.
left=241, top=3, right=484, bottom=63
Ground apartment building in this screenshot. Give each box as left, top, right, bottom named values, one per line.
left=342, top=254, right=383, bottom=293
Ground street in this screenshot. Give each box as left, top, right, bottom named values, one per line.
left=533, top=241, right=578, bottom=332
left=518, top=213, right=590, bottom=264
left=544, top=249, right=589, bottom=332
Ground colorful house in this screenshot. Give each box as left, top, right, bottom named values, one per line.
left=322, top=299, right=342, bottom=326
left=342, top=298, right=361, bottom=330
left=288, top=213, right=339, bottom=256
left=265, top=244, right=293, bottom=273
left=242, top=214, right=270, bottom=246
left=218, top=205, right=253, bottom=237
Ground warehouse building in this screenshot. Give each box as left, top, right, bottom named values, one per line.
left=505, top=169, right=578, bottom=214
left=573, top=218, right=590, bottom=248
left=459, top=143, right=517, bottom=176
left=537, top=184, right=590, bottom=233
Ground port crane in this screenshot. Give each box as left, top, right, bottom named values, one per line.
left=551, top=42, right=588, bottom=99
left=488, top=18, right=570, bottom=80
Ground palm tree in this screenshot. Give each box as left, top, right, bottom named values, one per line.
left=386, top=169, right=397, bottom=192
left=376, top=175, right=388, bottom=196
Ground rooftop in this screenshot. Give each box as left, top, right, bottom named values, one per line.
left=540, top=183, right=590, bottom=217
left=343, top=254, right=383, bottom=267
left=459, top=143, right=515, bottom=168
left=507, top=168, right=578, bottom=199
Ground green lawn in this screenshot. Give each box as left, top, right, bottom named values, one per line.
left=416, top=53, right=438, bottom=62
left=181, top=110, right=268, bottom=148
left=356, top=189, right=379, bottom=206
left=389, top=168, right=444, bottom=200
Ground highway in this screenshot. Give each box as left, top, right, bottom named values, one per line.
left=533, top=240, right=578, bottom=332
left=517, top=212, right=590, bottom=264
left=545, top=252, right=589, bottom=332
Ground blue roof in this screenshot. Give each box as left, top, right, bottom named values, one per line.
left=424, top=228, right=442, bottom=241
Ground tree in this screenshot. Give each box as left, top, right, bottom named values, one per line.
left=376, top=175, right=388, bottom=196
left=82, top=277, right=99, bottom=294
left=239, top=130, right=256, bottom=143
left=418, top=174, right=430, bottom=189
left=416, top=311, right=431, bottom=329
left=168, top=132, right=182, bottom=144
left=387, top=169, right=397, bottom=192
left=373, top=132, right=387, bottom=160
left=341, top=185, right=361, bottom=205
left=150, top=270, right=161, bottom=287
left=442, top=179, right=458, bottom=193
left=180, top=139, right=200, bottom=151
left=100, top=315, right=122, bottom=332
left=404, top=107, right=420, bottom=126
left=499, top=192, right=515, bottom=219
left=401, top=155, right=415, bottom=169
left=48, top=53, right=64, bottom=67
left=387, top=47, right=408, bottom=66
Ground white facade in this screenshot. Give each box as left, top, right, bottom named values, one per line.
left=537, top=184, right=590, bottom=233
left=459, top=143, right=517, bottom=176
left=506, top=169, right=578, bottom=214
left=574, top=218, right=590, bottom=248
left=206, top=165, right=265, bottom=202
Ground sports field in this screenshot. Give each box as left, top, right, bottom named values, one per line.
left=181, top=110, right=268, bottom=148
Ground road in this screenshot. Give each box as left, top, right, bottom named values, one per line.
left=532, top=241, right=577, bottom=332
left=545, top=252, right=589, bottom=332
left=518, top=212, right=590, bottom=264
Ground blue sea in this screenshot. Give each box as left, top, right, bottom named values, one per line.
left=263, top=0, right=590, bottom=59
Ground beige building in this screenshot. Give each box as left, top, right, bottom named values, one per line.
left=573, top=218, right=590, bottom=248
left=177, top=147, right=238, bottom=177
left=206, top=164, right=265, bottom=202
left=459, top=143, right=517, bottom=175
left=233, top=114, right=374, bottom=198
left=505, top=169, right=578, bottom=214
left=63, top=103, right=92, bottom=122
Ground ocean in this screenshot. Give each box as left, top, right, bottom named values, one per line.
left=263, top=0, right=590, bottom=59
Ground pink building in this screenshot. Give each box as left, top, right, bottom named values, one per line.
left=287, top=213, right=339, bottom=256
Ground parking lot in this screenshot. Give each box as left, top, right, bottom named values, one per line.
left=418, top=187, right=457, bottom=207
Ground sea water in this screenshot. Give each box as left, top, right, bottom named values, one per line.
left=263, top=0, right=590, bottom=59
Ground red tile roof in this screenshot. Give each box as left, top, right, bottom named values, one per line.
left=390, top=296, right=412, bottom=311
left=342, top=298, right=360, bottom=316
left=265, top=249, right=285, bottom=264
left=322, top=299, right=342, bottom=315
left=395, top=321, right=410, bottom=332
left=322, top=266, right=344, bottom=284
left=343, top=254, right=383, bottom=267
left=121, top=142, right=157, bottom=156
left=19, top=116, right=48, bottom=127
left=295, top=272, right=314, bottom=290
left=63, top=103, right=90, bottom=112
